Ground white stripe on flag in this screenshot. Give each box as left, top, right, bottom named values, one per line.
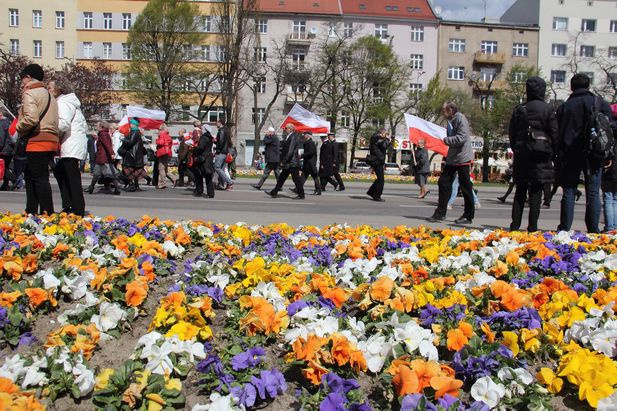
left=127, top=106, right=166, bottom=120
left=404, top=113, right=446, bottom=139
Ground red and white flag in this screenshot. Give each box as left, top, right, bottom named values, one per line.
left=118, top=106, right=166, bottom=135
left=280, top=104, right=330, bottom=134
left=404, top=113, right=448, bottom=156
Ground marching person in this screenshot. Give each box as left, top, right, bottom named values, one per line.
left=0, top=110, right=14, bottom=191
left=602, top=104, right=617, bottom=232
left=366, top=128, right=389, bottom=202
left=319, top=134, right=337, bottom=191
left=155, top=123, right=173, bottom=189
left=175, top=128, right=193, bottom=187
left=48, top=77, right=87, bottom=216
left=266, top=124, right=304, bottom=199
left=428, top=102, right=475, bottom=224
left=300, top=131, right=321, bottom=195
left=252, top=126, right=280, bottom=190
left=16, top=64, right=59, bottom=215
left=413, top=139, right=430, bottom=199
left=214, top=118, right=234, bottom=190
left=192, top=125, right=215, bottom=198
left=329, top=133, right=345, bottom=191
left=120, top=118, right=147, bottom=192
left=507, top=76, right=558, bottom=232
left=84, top=122, right=121, bottom=195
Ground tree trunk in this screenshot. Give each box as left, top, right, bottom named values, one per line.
left=349, top=132, right=359, bottom=169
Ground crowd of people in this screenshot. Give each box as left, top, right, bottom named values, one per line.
left=1, top=65, right=616, bottom=234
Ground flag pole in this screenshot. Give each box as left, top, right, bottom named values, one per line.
left=0, top=102, right=16, bottom=119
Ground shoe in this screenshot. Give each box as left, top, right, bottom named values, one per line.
left=125, top=186, right=136, bottom=192
left=312, top=191, right=321, bottom=196
left=135, top=185, right=144, bottom=192
left=225, top=184, right=233, bottom=191
left=83, top=187, right=94, bottom=194
left=251, top=184, right=261, bottom=190
left=427, top=215, right=445, bottom=223
left=497, top=197, right=506, bottom=203
left=576, top=190, right=582, bottom=201
left=292, top=195, right=305, bottom=200
left=205, top=194, right=215, bottom=198
left=371, top=196, right=385, bottom=202
left=113, top=190, right=121, bottom=195
left=542, top=203, right=550, bottom=209
left=290, top=188, right=298, bottom=194
left=193, top=192, right=203, bottom=197
left=266, top=190, right=277, bottom=198
left=454, top=217, right=473, bottom=225
left=475, top=203, right=481, bottom=208
left=336, top=187, right=345, bottom=192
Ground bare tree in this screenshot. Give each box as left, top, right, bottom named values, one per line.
left=0, top=48, right=31, bottom=116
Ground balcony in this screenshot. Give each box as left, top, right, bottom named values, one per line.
left=287, top=32, right=314, bottom=46
left=474, top=51, right=506, bottom=65
left=285, top=92, right=307, bottom=103
left=288, top=61, right=308, bottom=72
left=474, top=79, right=507, bottom=91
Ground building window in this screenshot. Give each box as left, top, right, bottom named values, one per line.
left=122, top=13, right=132, bottom=30
left=9, top=9, right=19, bottom=27
left=83, top=12, right=93, bottom=29
left=55, top=41, right=64, bottom=59
left=512, top=43, right=528, bottom=57
left=292, top=20, right=306, bottom=38
left=256, top=18, right=267, bottom=34
left=103, top=42, right=112, bottom=59
left=32, top=10, right=42, bottom=28
left=201, top=45, right=211, bottom=61
left=340, top=111, right=350, bottom=128
left=448, top=39, right=465, bottom=53
left=33, top=40, right=42, bottom=58
left=410, top=26, right=424, bottom=42
left=611, top=20, right=617, bottom=33
left=255, top=77, right=266, bottom=93
left=202, top=15, right=212, bottom=32
left=83, top=42, right=92, bottom=58
left=55, top=11, right=64, bottom=29
left=448, top=66, right=465, bottom=80
left=581, top=19, right=596, bottom=32
left=552, top=17, right=567, bottom=30
left=481, top=40, right=498, bottom=54
left=10, top=39, right=19, bottom=55
left=409, top=83, right=423, bottom=94
left=207, top=107, right=226, bottom=123
left=609, top=47, right=617, bottom=59
left=291, top=48, right=305, bottom=70
left=252, top=108, right=265, bottom=125
left=511, top=71, right=527, bottom=83
left=122, top=43, right=131, bottom=60
left=480, top=67, right=496, bottom=82
left=216, top=46, right=228, bottom=62
left=550, top=70, right=566, bottom=84
left=343, top=22, right=353, bottom=38
left=103, top=13, right=112, bottom=29
left=580, top=45, right=595, bottom=57
left=410, top=54, right=423, bottom=70
left=375, top=24, right=388, bottom=39
left=551, top=43, right=567, bottom=57
left=254, top=47, right=267, bottom=63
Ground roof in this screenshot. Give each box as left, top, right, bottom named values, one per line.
left=500, top=0, right=539, bottom=26
left=339, top=0, right=437, bottom=21
left=440, top=20, right=539, bottom=30
left=255, top=0, right=342, bottom=15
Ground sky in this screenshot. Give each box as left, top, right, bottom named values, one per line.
left=429, top=0, right=517, bottom=22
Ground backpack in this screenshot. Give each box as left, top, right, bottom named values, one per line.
left=511, top=104, right=552, bottom=162
left=587, top=96, right=614, bottom=163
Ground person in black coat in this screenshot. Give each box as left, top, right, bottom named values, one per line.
left=366, top=129, right=388, bottom=202
left=300, top=131, right=321, bottom=195
left=266, top=124, right=304, bottom=199
left=556, top=73, right=612, bottom=233
left=214, top=119, right=233, bottom=189
left=192, top=126, right=215, bottom=198
left=120, top=119, right=147, bottom=192
left=329, top=133, right=345, bottom=191
left=413, top=140, right=430, bottom=199
left=601, top=106, right=617, bottom=232
left=252, top=127, right=280, bottom=189
left=319, top=134, right=337, bottom=190
left=508, top=76, right=558, bottom=232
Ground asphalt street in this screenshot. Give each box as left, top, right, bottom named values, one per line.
left=1, top=177, right=589, bottom=231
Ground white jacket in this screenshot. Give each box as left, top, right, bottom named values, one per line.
left=112, top=130, right=123, bottom=159
left=57, top=93, right=88, bottom=160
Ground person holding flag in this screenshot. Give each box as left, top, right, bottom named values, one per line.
left=266, top=124, right=305, bottom=199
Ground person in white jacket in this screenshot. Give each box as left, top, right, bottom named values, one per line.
left=48, top=77, right=88, bottom=216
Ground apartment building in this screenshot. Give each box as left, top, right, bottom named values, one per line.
left=1, top=1, right=77, bottom=68
left=438, top=20, right=539, bottom=102
left=236, top=0, right=439, bottom=167
left=501, top=0, right=617, bottom=102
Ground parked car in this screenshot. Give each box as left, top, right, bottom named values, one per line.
left=384, top=163, right=401, bottom=175
left=349, top=161, right=371, bottom=174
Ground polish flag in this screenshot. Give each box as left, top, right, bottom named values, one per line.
left=118, top=106, right=166, bottom=135
left=280, top=104, right=330, bottom=134
left=404, top=113, right=449, bottom=156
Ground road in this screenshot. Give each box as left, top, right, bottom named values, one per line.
left=1, top=177, right=589, bottom=230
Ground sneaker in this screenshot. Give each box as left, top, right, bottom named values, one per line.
left=454, top=217, right=472, bottom=225
left=497, top=197, right=506, bottom=203
left=265, top=190, right=277, bottom=198
left=251, top=184, right=261, bottom=190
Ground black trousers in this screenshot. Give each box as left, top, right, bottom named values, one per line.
left=272, top=166, right=304, bottom=197
left=178, top=161, right=193, bottom=185
left=320, top=175, right=337, bottom=190
left=24, top=151, right=54, bottom=215
left=367, top=165, right=385, bottom=199
left=256, top=162, right=280, bottom=188
left=334, top=170, right=345, bottom=189
left=302, top=165, right=321, bottom=192
left=194, top=165, right=214, bottom=197
left=53, top=158, right=85, bottom=216
left=434, top=164, right=475, bottom=220
left=510, top=181, right=543, bottom=231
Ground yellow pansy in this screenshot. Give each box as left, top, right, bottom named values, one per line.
left=501, top=331, right=520, bottom=357
left=165, top=378, right=182, bottom=391
left=536, top=368, right=563, bottom=394
left=579, top=381, right=614, bottom=408
left=95, top=368, right=115, bottom=390
left=165, top=321, right=200, bottom=340
left=557, top=306, right=586, bottom=328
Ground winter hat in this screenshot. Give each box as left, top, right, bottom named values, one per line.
left=19, top=64, right=45, bottom=81
left=268, top=127, right=275, bottom=132
left=130, top=118, right=140, bottom=126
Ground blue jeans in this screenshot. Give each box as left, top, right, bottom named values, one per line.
left=559, top=166, right=602, bottom=233
left=214, top=154, right=233, bottom=186
left=604, top=190, right=617, bottom=231
left=448, top=175, right=479, bottom=206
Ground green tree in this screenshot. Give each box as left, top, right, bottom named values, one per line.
left=126, top=0, right=204, bottom=120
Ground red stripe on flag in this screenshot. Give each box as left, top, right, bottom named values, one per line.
left=280, top=117, right=329, bottom=134
left=138, top=118, right=164, bottom=130
left=409, top=127, right=449, bottom=157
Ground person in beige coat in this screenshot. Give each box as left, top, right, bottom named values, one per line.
left=15, top=64, right=59, bottom=215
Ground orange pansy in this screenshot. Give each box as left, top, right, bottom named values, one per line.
left=370, top=276, right=394, bottom=302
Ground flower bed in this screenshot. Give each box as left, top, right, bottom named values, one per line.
left=1, top=213, right=617, bottom=410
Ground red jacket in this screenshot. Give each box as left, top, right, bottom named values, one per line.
left=95, top=129, right=114, bottom=165
left=156, top=131, right=172, bottom=158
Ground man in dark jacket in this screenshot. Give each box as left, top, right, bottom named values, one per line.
left=193, top=127, right=215, bottom=198
left=557, top=73, right=612, bottom=233
left=214, top=118, right=233, bottom=190
left=120, top=118, right=146, bottom=192
left=252, top=127, right=280, bottom=189
left=508, top=77, right=558, bottom=232
left=366, top=129, right=389, bottom=202
left=0, top=111, right=13, bottom=190
left=300, top=131, right=321, bottom=195
left=266, top=124, right=304, bottom=199
left=428, top=102, right=475, bottom=224
left=330, top=133, right=345, bottom=191
left=319, top=134, right=337, bottom=190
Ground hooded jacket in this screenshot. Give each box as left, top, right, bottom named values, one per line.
left=57, top=93, right=88, bottom=160
left=156, top=130, right=172, bottom=158
left=16, top=80, right=59, bottom=152
left=509, top=76, right=558, bottom=184
left=95, top=128, right=114, bottom=165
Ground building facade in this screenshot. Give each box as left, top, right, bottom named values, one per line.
left=502, top=0, right=617, bottom=102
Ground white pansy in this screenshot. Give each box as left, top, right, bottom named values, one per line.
left=163, top=240, right=185, bottom=257
left=142, top=344, right=174, bottom=375
left=196, top=225, right=213, bottom=239
left=136, top=331, right=163, bottom=350
left=0, top=355, right=26, bottom=381
left=590, top=327, right=617, bottom=357
left=251, top=282, right=286, bottom=311
left=470, top=376, right=506, bottom=409
left=598, top=391, right=617, bottom=410
left=91, top=302, right=126, bottom=332
left=35, top=233, right=58, bottom=248
left=192, top=393, right=240, bottom=411
left=498, top=367, right=534, bottom=385
left=62, top=271, right=94, bottom=300
left=552, top=231, right=576, bottom=244
left=357, top=334, right=392, bottom=373
left=454, top=272, right=496, bottom=293
left=21, top=357, right=48, bottom=389
left=72, top=363, right=95, bottom=396
left=34, top=268, right=62, bottom=290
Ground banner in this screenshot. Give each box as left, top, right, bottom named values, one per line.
left=404, top=113, right=448, bottom=156
left=118, top=106, right=166, bottom=135
left=280, top=104, right=330, bottom=134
